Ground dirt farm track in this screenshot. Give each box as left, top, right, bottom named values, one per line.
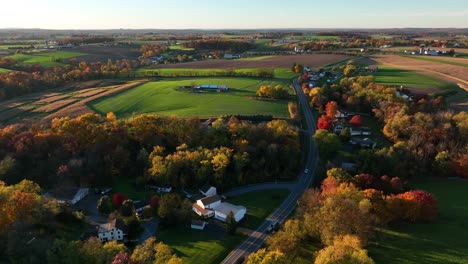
left=154, top=54, right=351, bottom=69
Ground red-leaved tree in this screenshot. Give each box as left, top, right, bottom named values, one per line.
left=397, top=190, right=438, bottom=222
left=349, top=115, right=362, bottom=127
left=113, top=193, right=127, bottom=208
left=150, top=195, right=160, bottom=208
left=317, top=115, right=332, bottom=130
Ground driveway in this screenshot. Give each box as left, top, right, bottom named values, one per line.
left=74, top=192, right=107, bottom=224
left=138, top=218, right=159, bottom=244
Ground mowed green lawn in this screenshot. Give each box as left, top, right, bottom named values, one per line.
left=157, top=227, right=245, bottom=264
left=228, top=189, right=291, bottom=230
left=369, top=177, right=468, bottom=264
left=8, top=51, right=85, bottom=67
left=89, top=78, right=292, bottom=118
left=0, top=68, right=10, bottom=74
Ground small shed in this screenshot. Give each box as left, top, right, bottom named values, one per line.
left=191, top=220, right=207, bottom=230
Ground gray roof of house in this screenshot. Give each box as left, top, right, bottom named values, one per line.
left=199, top=194, right=221, bottom=206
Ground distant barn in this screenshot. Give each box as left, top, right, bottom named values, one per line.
left=196, top=84, right=229, bottom=92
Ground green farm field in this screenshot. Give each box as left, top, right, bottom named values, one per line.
left=169, top=45, right=194, bottom=51
left=372, top=66, right=449, bottom=88
left=89, top=77, right=292, bottom=118
left=0, top=68, right=10, bottom=74
left=369, top=177, right=468, bottom=264
left=371, top=66, right=468, bottom=103
left=7, top=51, right=85, bottom=67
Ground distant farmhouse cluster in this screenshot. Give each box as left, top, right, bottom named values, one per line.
left=405, top=45, right=451, bottom=56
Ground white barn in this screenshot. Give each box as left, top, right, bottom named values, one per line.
left=214, top=203, right=247, bottom=222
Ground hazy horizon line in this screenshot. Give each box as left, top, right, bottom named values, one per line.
left=1, top=27, right=467, bottom=31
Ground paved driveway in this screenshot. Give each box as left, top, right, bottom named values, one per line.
left=138, top=218, right=159, bottom=244
left=74, top=192, right=107, bottom=224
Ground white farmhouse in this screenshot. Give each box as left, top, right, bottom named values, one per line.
left=192, top=194, right=222, bottom=218
left=97, top=219, right=126, bottom=242
left=214, top=203, right=246, bottom=222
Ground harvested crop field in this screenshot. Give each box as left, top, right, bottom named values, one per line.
left=33, top=99, right=78, bottom=113
left=154, top=54, right=351, bottom=69
left=42, top=80, right=146, bottom=122
left=34, top=94, right=70, bottom=104
left=0, top=80, right=146, bottom=125
left=74, top=89, right=107, bottom=98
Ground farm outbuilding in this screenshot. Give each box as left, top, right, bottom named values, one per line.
left=214, top=202, right=246, bottom=222
left=196, top=84, right=229, bottom=92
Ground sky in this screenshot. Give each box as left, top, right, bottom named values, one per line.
left=1, top=0, right=468, bottom=29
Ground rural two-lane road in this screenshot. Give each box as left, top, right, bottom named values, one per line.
left=221, top=78, right=319, bottom=264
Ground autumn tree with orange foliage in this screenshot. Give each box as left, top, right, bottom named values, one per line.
left=325, top=101, right=338, bottom=119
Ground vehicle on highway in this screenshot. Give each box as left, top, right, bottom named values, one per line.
left=304, top=168, right=309, bottom=174
left=266, top=221, right=279, bottom=233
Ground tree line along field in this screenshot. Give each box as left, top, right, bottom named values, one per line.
left=7, top=51, right=85, bottom=67
left=89, top=77, right=293, bottom=118
left=133, top=67, right=297, bottom=79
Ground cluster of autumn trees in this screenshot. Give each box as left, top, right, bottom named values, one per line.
left=0, top=113, right=300, bottom=190
left=256, top=85, right=290, bottom=99
left=0, top=180, right=86, bottom=262
left=48, top=236, right=182, bottom=264
left=139, top=43, right=168, bottom=59
left=0, top=59, right=137, bottom=101
left=182, top=39, right=254, bottom=52
left=247, top=168, right=438, bottom=264
left=304, top=75, right=467, bottom=178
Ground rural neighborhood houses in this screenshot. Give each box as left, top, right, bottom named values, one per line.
left=97, top=219, right=127, bottom=242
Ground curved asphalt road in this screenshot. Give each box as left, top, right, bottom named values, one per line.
left=221, top=79, right=319, bottom=264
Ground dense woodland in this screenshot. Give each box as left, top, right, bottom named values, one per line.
left=0, top=114, right=301, bottom=189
